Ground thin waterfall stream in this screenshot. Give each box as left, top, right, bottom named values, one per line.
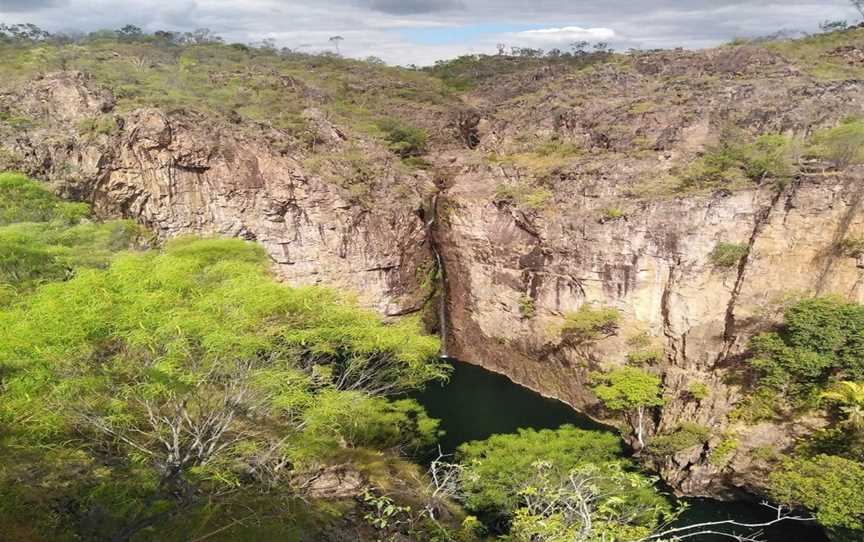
left=428, top=192, right=448, bottom=358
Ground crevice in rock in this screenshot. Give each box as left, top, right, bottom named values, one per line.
left=661, top=257, right=683, bottom=364
left=717, top=183, right=791, bottom=363
left=815, top=175, right=864, bottom=294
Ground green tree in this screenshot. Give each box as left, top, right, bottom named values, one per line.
left=769, top=454, right=864, bottom=539
left=748, top=297, right=864, bottom=404
left=592, top=367, right=664, bottom=448
left=509, top=462, right=674, bottom=542
left=456, top=426, right=623, bottom=522
left=0, top=235, right=447, bottom=540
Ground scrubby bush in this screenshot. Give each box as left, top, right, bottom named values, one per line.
left=0, top=172, right=141, bottom=291
left=687, top=381, right=711, bottom=401
left=809, top=118, right=864, bottom=168
left=627, top=348, right=664, bottom=365
left=457, top=426, right=623, bottom=518
left=376, top=118, right=428, bottom=158
left=560, top=305, right=620, bottom=344
left=518, top=294, right=536, bottom=319
left=769, top=454, right=864, bottom=536
left=647, top=423, right=711, bottom=456
left=709, top=242, right=749, bottom=268
left=680, top=133, right=796, bottom=190
left=709, top=437, right=740, bottom=468
left=748, top=297, right=864, bottom=404
left=839, top=236, right=864, bottom=257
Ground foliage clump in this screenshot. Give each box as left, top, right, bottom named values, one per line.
left=808, top=118, right=864, bottom=168
left=592, top=367, right=664, bottom=447
left=679, top=133, right=796, bottom=191
left=769, top=454, right=864, bottom=536
left=456, top=426, right=623, bottom=518
left=646, top=423, right=711, bottom=457
left=559, top=304, right=620, bottom=344
left=747, top=297, right=864, bottom=405
left=376, top=118, right=428, bottom=158
left=0, top=172, right=141, bottom=291
left=0, top=231, right=447, bottom=539
left=709, top=242, right=749, bottom=268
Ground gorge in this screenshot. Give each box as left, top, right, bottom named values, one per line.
left=1, top=23, right=864, bottom=540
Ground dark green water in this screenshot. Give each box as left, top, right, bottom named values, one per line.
left=414, top=359, right=827, bottom=542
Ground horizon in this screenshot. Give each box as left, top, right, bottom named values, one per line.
left=0, top=0, right=858, bottom=66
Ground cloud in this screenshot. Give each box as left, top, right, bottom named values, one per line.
left=0, top=0, right=65, bottom=12
left=365, top=0, right=464, bottom=14
left=0, top=0, right=857, bottom=65
left=514, top=25, right=616, bottom=43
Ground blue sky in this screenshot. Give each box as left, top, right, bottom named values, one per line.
left=0, top=0, right=858, bottom=65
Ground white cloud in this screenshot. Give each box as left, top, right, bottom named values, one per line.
left=514, top=26, right=616, bottom=43
left=0, top=0, right=857, bottom=65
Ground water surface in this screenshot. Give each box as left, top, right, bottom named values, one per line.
left=414, top=359, right=827, bottom=542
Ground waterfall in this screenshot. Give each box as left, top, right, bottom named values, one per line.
left=428, top=193, right=448, bottom=358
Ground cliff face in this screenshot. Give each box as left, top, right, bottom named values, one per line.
left=4, top=39, right=864, bottom=498
left=436, top=46, right=864, bottom=496
left=1, top=72, right=436, bottom=316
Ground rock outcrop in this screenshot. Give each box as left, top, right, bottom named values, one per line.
left=435, top=48, right=864, bottom=496
left=1, top=72, right=435, bottom=316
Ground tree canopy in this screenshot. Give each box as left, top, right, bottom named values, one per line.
left=0, top=174, right=449, bottom=541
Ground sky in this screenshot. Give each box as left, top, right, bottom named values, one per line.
left=0, top=0, right=858, bottom=65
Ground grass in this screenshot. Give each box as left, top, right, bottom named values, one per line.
left=766, top=27, right=864, bottom=80
left=0, top=38, right=457, bottom=152
left=678, top=132, right=797, bottom=192
left=494, top=182, right=554, bottom=211
left=488, top=137, right=583, bottom=173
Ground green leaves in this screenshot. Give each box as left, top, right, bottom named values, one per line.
left=747, top=297, right=864, bottom=405
left=456, top=425, right=622, bottom=518
left=591, top=367, right=664, bottom=412
left=769, top=454, right=864, bottom=533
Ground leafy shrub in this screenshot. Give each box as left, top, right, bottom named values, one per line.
left=686, top=382, right=710, bottom=401
left=518, top=294, right=536, bottom=319
left=709, top=242, right=749, bottom=268
left=647, top=423, right=710, bottom=456
left=0, top=172, right=141, bottom=290
left=748, top=297, right=864, bottom=404
left=769, top=454, right=864, bottom=534
left=680, top=133, right=795, bottom=190
left=602, top=207, right=625, bottom=221
left=457, top=425, right=623, bottom=517
left=709, top=437, right=739, bottom=468
left=627, top=349, right=664, bottom=365
left=808, top=119, right=864, bottom=168
left=376, top=119, right=428, bottom=157
left=839, top=236, right=864, bottom=257
left=560, top=305, right=620, bottom=343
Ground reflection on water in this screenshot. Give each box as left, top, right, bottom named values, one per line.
left=414, top=359, right=827, bottom=542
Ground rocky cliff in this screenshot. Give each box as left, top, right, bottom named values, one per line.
left=0, top=71, right=438, bottom=316
left=437, top=45, right=864, bottom=496
left=3, top=34, right=864, bottom=498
